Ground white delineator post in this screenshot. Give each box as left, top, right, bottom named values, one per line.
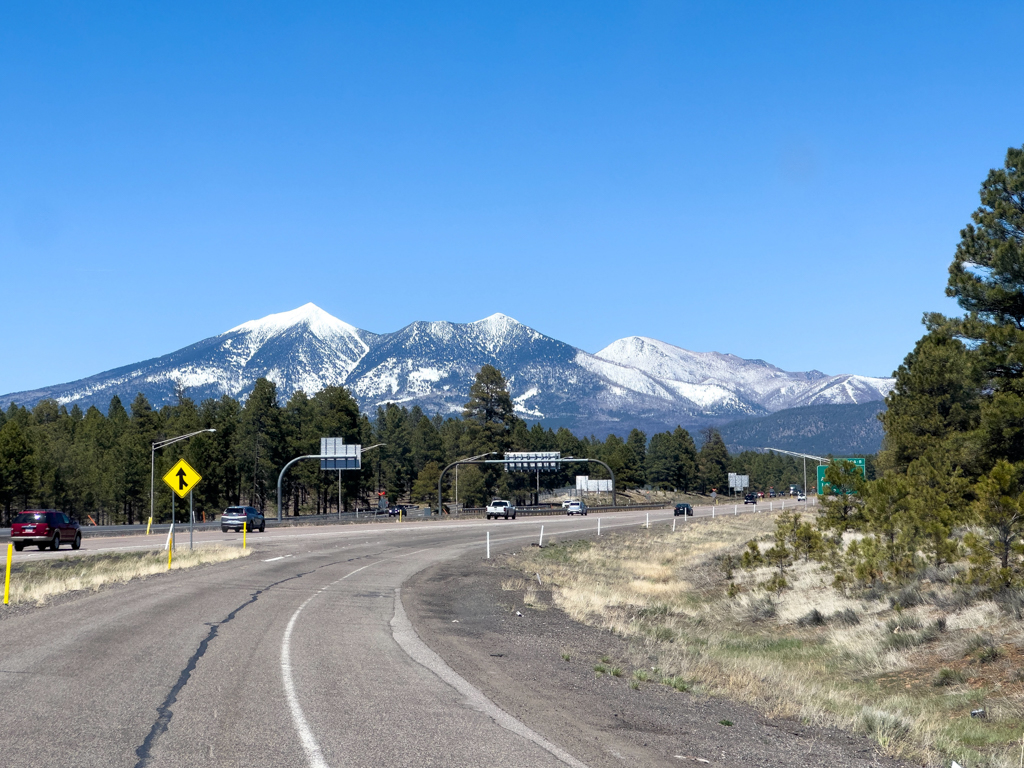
left=598, top=518, right=601, bottom=536
left=486, top=531, right=490, bottom=559
left=672, top=517, right=676, bottom=532
left=539, top=526, right=544, bottom=547
left=646, top=512, right=650, bottom=529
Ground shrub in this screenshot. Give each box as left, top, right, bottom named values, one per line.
left=995, top=589, right=1024, bottom=619
left=797, top=608, right=828, bottom=627
left=964, top=634, right=994, bottom=654
left=935, top=585, right=986, bottom=612
left=884, top=631, right=927, bottom=651
left=651, top=626, right=676, bottom=642
left=830, top=608, right=861, bottom=626
left=663, top=675, right=691, bottom=692
left=747, top=596, right=777, bottom=622
left=976, top=644, right=1001, bottom=664
left=861, top=707, right=911, bottom=745
left=889, top=584, right=926, bottom=609
left=933, top=668, right=967, bottom=687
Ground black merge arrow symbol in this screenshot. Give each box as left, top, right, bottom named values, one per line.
left=176, top=468, right=189, bottom=491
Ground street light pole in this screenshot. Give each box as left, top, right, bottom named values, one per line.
left=150, top=429, right=216, bottom=526
left=762, top=447, right=830, bottom=498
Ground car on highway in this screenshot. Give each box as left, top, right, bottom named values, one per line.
left=220, top=506, right=265, bottom=533
left=673, top=503, right=693, bottom=516
left=566, top=501, right=588, bottom=516
left=797, top=492, right=807, bottom=502
left=486, top=500, right=516, bottom=520
left=744, top=493, right=757, bottom=505
left=11, top=510, right=81, bottom=551
left=561, top=500, right=574, bottom=509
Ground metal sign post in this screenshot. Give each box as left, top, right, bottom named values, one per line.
left=277, top=441, right=382, bottom=521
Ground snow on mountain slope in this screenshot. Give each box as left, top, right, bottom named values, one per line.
left=3, top=303, right=374, bottom=409
left=595, top=336, right=891, bottom=410
left=0, top=305, right=894, bottom=439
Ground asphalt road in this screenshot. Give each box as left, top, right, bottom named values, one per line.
left=0, top=504, right=796, bottom=767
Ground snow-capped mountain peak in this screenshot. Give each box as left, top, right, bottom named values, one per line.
left=472, top=312, right=519, bottom=325
left=228, top=302, right=366, bottom=348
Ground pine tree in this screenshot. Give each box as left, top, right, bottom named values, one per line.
left=0, top=420, right=33, bottom=524
left=964, top=459, right=1024, bottom=588
left=877, top=329, right=979, bottom=475
left=818, top=459, right=866, bottom=533
left=939, top=144, right=1024, bottom=465
left=626, top=429, right=647, bottom=485
left=672, top=427, right=698, bottom=492
left=411, top=461, right=441, bottom=508
left=697, top=428, right=728, bottom=494
left=462, top=364, right=517, bottom=456
left=238, top=378, right=282, bottom=512
left=645, top=431, right=679, bottom=489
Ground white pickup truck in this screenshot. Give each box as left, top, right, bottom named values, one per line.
left=485, top=499, right=516, bottom=520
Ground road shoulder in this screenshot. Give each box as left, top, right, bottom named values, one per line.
left=402, top=550, right=911, bottom=768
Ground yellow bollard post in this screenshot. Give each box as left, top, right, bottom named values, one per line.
left=4, top=543, right=12, bottom=605
left=146, top=517, right=152, bottom=535
left=242, top=521, right=247, bottom=550
left=167, top=539, right=173, bottom=570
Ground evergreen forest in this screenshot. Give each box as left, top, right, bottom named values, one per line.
left=0, top=362, right=822, bottom=526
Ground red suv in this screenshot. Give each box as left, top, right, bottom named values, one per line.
left=11, top=510, right=82, bottom=552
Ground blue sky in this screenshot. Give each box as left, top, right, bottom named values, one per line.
left=2, top=1, right=1022, bottom=396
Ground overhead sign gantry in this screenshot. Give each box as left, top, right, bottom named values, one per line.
left=437, top=452, right=617, bottom=514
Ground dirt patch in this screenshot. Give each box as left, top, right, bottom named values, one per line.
left=403, top=551, right=911, bottom=768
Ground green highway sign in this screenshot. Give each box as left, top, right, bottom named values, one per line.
left=817, top=458, right=866, bottom=495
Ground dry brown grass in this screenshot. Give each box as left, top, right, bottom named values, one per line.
left=5, top=545, right=251, bottom=606
left=507, top=514, right=1024, bottom=768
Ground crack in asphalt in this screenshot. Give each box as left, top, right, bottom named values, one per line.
left=131, top=555, right=369, bottom=767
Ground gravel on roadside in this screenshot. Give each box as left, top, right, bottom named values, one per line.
left=403, top=551, right=915, bottom=768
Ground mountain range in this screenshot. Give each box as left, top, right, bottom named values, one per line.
left=2, top=303, right=894, bottom=449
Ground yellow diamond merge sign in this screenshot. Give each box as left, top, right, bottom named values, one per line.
left=162, top=458, right=202, bottom=499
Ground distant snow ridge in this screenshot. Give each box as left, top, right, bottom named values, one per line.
left=0, top=305, right=894, bottom=436
left=594, top=336, right=891, bottom=410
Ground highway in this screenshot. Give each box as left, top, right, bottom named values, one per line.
left=0, top=504, right=796, bottom=767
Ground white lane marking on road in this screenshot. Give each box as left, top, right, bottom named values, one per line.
left=263, top=556, right=285, bottom=562
left=391, top=587, right=591, bottom=768
left=281, top=562, right=373, bottom=768
left=280, top=548, right=431, bottom=768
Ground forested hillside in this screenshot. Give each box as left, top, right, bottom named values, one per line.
left=719, top=401, right=886, bottom=455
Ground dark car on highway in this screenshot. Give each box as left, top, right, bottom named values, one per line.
left=220, top=506, right=265, bottom=533
left=744, top=493, right=758, bottom=504
left=673, top=503, right=693, bottom=516
left=11, top=510, right=81, bottom=551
